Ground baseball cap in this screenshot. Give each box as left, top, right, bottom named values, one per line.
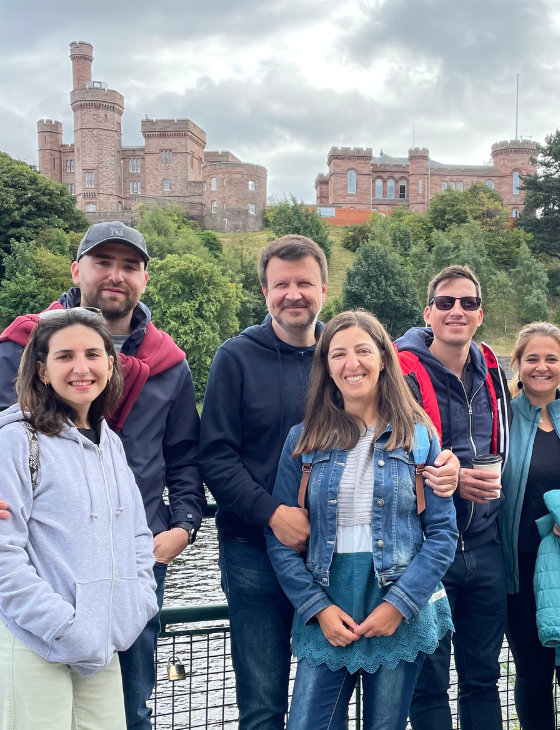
left=76, top=221, right=150, bottom=264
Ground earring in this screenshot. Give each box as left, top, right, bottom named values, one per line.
left=43, top=380, right=50, bottom=387
left=518, top=381, right=523, bottom=390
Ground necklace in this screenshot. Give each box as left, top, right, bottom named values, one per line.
left=540, top=417, right=544, bottom=423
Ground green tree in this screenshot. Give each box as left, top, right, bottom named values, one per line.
left=484, top=271, right=517, bottom=334
left=427, top=189, right=472, bottom=231
left=220, top=245, right=268, bottom=330
left=199, top=230, right=223, bottom=257
left=0, top=152, right=87, bottom=274
left=269, top=194, right=332, bottom=261
left=143, top=254, right=242, bottom=399
left=342, top=242, right=422, bottom=338
left=519, top=130, right=560, bottom=260
left=137, top=204, right=209, bottom=261
left=512, top=242, right=549, bottom=321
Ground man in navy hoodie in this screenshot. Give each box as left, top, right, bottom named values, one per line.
left=395, top=265, right=511, bottom=730
left=0, top=221, right=205, bottom=730
left=199, top=236, right=460, bottom=730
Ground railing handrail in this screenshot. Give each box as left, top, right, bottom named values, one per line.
left=160, top=602, right=229, bottom=634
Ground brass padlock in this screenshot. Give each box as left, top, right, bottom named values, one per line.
left=167, top=656, right=187, bottom=681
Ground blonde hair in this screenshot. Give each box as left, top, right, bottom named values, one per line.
left=509, top=321, right=560, bottom=398
left=294, top=310, right=435, bottom=455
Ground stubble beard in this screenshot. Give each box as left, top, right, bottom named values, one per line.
left=80, top=285, right=137, bottom=322
left=273, top=306, right=318, bottom=339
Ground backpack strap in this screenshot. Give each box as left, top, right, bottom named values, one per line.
left=412, top=423, right=431, bottom=515
left=21, top=421, right=39, bottom=490
left=298, top=451, right=315, bottom=509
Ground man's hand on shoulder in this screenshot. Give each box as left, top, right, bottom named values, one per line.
left=268, top=505, right=310, bottom=552
left=0, top=501, right=9, bottom=519
left=153, top=528, right=190, bottom=564
left=423, top=450, right=460, bottom=498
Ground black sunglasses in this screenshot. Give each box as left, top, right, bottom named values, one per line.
left=429, top=296, right=481, bottom=312
left=37, top=306, right=103, bottom=322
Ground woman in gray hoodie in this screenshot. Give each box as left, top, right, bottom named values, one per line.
left=0, top=308, right=158, bottom=730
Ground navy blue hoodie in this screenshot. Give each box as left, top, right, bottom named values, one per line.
left=199, top=315, right=323, bottom=549
left=395, top=327, right=503, bottom=551
left=0, top=288, right=205, bottom=537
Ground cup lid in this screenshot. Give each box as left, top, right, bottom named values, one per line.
left=472, top=454, right=502, bottom=464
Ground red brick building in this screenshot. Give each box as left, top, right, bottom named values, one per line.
left=315, top=142, right=537, bottom=220
left=37, top=42, right=267, bottom=232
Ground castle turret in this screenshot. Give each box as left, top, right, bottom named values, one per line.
left=490, top=139, right=538, bottom=213
left=408, top=147, right=429, bottom=213
left=37, top=119, right=63, bottom=183
left=69, top=41, right=93, bottom=90
left=326, top=147, right=373, bottom=209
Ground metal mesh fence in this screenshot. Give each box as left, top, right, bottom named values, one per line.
left=149, top=603, right=558, bottom=730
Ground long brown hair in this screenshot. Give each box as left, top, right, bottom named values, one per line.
left=509, top=321, right=560, bottom=398
left=16, top=309, right=123, bottom=436
left=294, top=310, right=435, bottom=455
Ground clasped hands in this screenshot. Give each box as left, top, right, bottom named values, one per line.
left=315, top=602, right=404, bottom=647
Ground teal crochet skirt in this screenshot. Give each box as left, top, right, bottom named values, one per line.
left=291, top=552, right=453, bottom=674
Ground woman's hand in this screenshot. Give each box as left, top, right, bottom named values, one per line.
left=553, top=523, right=560, bottom=538
left=316, top=605, right=359, bottom=647
left=423, top=450, right=460, bottom=498
left=354, top=601, right=404, bottom=638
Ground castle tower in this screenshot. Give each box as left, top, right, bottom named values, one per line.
left=490, top=139, right=538, bottom=214
left=326, top=147, right=373, bottom=208
left=69, top=41, right=93, bottom=90
left=69, top=41, right=124, bottom=212
left=408, top=147, right=430, bottom=213
left=37, top=119, right=63, bottom=183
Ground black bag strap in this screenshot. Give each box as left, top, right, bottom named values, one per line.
left=21, top=421, right=39, bottom=490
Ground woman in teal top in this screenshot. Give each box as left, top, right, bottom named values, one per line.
left=500, top=321, right=560, bottom=730
left=266, top=311, right=458, bottom=730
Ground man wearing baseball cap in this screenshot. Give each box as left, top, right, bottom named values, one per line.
left=0, top=221, right=205, bottom=729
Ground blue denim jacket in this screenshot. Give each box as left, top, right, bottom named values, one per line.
left=265, top=422, right=458, bottom=624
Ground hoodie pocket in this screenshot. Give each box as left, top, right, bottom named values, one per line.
left=110, top=577, right=156, bottom=652
left=47, top=579, right=111, bottom=667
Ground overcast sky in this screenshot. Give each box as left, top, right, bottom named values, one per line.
left=2, top=0, right=560, bottom=201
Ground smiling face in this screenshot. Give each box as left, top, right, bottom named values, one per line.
left=36, top=324, right=114, bottom=425
left=424, top=277, right=483, bottom=348
left=262, top=255, right=327, bottom=339
left=328, top=326, right=384, bottom=411
left=518, top=334, right=560, bottom=403
left=71, top=241, right=148, bottom=321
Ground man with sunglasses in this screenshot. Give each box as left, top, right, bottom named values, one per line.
left=0, top=221, right=205, bottom=730
left=395, top=265, right=511, bottom=730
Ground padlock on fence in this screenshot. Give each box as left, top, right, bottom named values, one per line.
left=167, top=656, right=187, bottom=681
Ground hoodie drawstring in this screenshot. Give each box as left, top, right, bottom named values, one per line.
left=275, top=344, right=285, bottom=457
left=106, top=434, right=125, bottom=516
left=75, top=434, right=99, bottom=519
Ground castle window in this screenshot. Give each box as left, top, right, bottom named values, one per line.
left=211, top=200, right=217, bottom=214
left=211, top=177, right=217, bottom=191
left=347, top=170, right=357, bottom=194
left=163, top=179, right=171, bottom=191
left=249, top=180, right=256, bottom=191
left=248, top=204, right=256, bottom=215
left=190, top=154, right=194, bottom=169
left=223, top=178, right=226, bottom=186
left=458, top=182, right=463, bottom=191
left=486, top=180, right=495, bottom=189
left=85, top=172, right=95, bottom=188
left=53, top=158, right=56, bottom=170
left=375, top=179, right=383, bottom=198
left=513, top=171, right=520, bottom=195
left=399, top=179, right=406, bottom=199
left=450, top=182, right=456, bottom=190
left=71, top=160, right=74, bottom=172
left=387, top=179, right=395, bottom=199
left=85, top=203, right=96, bottom=212
left=418, top=178, right=423, bottom=194
left=129, top=159, right=133, bottom=173
left=129, top=181, right=133, bottom=195
left=138, top=181, right=141, bottom=195
left=442, top=181, right=448, bottom=191
left=161, top=150, right=172, bottom=166
left=68, top=183, right=75, bottom=195
left=512, top=208, right=520, bottom=218
left=198, top=158, right=201, bottom=174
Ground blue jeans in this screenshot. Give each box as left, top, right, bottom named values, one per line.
left=410, top=538, right=506, bottom=730
left=119, top=561, right=167, bottom=730
left=288, top=656, right=425, bottom=730
left=219, top=540, right=294, bottom=730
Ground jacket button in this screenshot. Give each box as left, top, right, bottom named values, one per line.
left=377, top=539, right=384, bottom=547
left=377, top=499, right=384, bottom=506
left=378, top=460, right=385, bottom=467
left=328, top=499, right=337, bottom=504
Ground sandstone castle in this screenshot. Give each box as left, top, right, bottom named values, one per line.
left=37, top=42, right=267, bottom=232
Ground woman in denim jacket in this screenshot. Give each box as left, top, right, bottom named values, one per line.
left=266, top=311, right=458, bottom=730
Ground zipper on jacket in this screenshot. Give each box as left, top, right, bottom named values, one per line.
left=98, top=445, right=115, bottom=663
left=459, top=379, right=484, bottom=550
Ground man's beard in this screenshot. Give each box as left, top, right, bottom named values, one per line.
left=273, top=304, right=317, bottom=336
left=81, top=285, right=137, bottom=322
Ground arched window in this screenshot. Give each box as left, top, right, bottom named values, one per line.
left=512, top=208, right=520, bottom=218
left=442, top=181, right=448, bottom=192
left=399, top=179, right=406, bottom=199
left=348, top=170, right=357, bottom=194
left=387, top=179, right=395, bottom=199
left=457, top=182, right=463, bottom=191
left=129, top=181, right=133, bottom=195
left=375, top=178, right=383, bottom=198
left=418, top=178, right=423, bottom=194
left=513, top=171, right=520, bottom=195
left=486, top=180, right=495, bottom=189
left=211, top=200, right=217, bottom=213
left=450, top=181, right=456, bottom=190
left=163, top=179, right=171, bottom=191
